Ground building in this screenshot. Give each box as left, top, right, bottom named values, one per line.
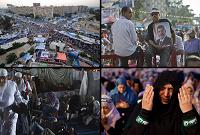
left=7, top=4, right=88, bottom=18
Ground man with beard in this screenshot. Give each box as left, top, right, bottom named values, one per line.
left=127, top=70, right=200, bottom=135
left=0, top=69, right=25, bottom=135
left=14, top=72, right=31, bottom=135
left=14, top=72, right=32, bottom=101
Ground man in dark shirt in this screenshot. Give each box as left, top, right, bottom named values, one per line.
left=144, top=8, right=175, bottom=67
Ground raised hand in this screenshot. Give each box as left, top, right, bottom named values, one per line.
left=178, top=86, right=193, bottom=113
left=142, top=85, right=154, bottom=111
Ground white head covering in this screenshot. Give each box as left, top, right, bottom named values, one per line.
left=151, top=8, right=160, bottom=13
left=15, top=72, right=22, bottom=78
left=0, top=69, right=8, bottom=77
left=101, top=94, right=121, bottom=128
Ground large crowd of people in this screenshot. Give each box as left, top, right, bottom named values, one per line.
left=101, top=68, right=200, bottom=135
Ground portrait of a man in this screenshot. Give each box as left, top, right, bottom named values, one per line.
left=153, top=22, right=172, bottom=46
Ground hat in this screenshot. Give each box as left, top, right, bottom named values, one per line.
left=0, top=69, right=8, bottom=77
left=151, top=8, right=160, bottom=13
left=15, top=72, right=22, bottom=78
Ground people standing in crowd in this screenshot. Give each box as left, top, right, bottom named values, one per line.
left=175, top=34, right=184, bottom=66
left=184, top=29, right=200, bottom=57
left=0, top=69, right=26, bottom=135
left=14, top=72, right=32, bottom=101
left=144, top=8, right=175, bottom=67
left=111, top=6, right=143, bottom=67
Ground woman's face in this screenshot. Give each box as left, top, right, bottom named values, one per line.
left=159, top=83, right=174, bottom=104
left=117, top=84, right=126, bottom=94
left=102, top=105, right=111, bottom=115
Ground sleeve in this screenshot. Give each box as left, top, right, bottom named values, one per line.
left=198, top=39, right=200, bottom=52
left=127, top=104, right=151, bottom=135
left=107, top=119, right=123, bottom=135
left=54, top=99, right=60, bottom=111
left=14, top=83, right=28, bottom=104
left=27, top=82, right=32, bottom=92
left=182, top=109, right=200, bottom=135
left=147, top=23, right=154, bottom=42
left=128, top=21, right=137, bottom=45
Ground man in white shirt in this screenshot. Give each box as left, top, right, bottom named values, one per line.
left=14, top=72, right=32, bottom=101
left=0, top=69, right=24, bottom=135
left=111, top=6, right=142, bottom=67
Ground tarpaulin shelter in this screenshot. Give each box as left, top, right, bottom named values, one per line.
left=56, top=52, right=67, bottom=63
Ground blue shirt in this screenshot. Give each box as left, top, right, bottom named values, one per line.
left=184, top=38, right=200, bottom=53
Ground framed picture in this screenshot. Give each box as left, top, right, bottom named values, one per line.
left=153, top=22, right=172, bottom=46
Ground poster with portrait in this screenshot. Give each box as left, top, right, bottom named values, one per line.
left=153, top=22, right=172, bottom=46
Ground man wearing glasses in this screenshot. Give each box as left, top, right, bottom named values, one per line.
left=111, top=6, right=143, bottom=67
left=144, top=8, right=175, bottom=67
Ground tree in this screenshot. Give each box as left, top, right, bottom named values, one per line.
left=166, top=0, right=194, bottom=24
left=133, top=0, right=145, bottom=20
left=6, top=53, right=17, bottom=64
left=28, top=47, right=34, bottom=55
left=20, top=52, right=26, bottom=58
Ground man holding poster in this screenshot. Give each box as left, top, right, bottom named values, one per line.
left=144, top=8, right=175, bottom=67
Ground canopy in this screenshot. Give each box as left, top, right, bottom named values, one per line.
left=33, top=37, right=47, bottom=43
left=50, top=41, right=65, bottom=52
left=35, top=44, right=45, bottom=50
left=56, top=52, right=67, bottom=62
left=21, top=53, right=32, bottom=62
left=38, top=51, right=49, bottom=58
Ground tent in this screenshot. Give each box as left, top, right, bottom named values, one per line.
left=49, top=41, right=65, bottom=52
left=38, top=51, right=49, bottom=59
left=56, top=52, right=67, bottom=63
left=21, top=53, right=32, bottom=63
left=35, top=44, right=45, bottom=50
left=33, top=35, right=47, bottom=43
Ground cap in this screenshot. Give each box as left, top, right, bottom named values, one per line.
left=151, top=8, right=160, bottom=13
left=15, top=72, right=22, bottom=78
left=0, top=69, right=8, bottom=77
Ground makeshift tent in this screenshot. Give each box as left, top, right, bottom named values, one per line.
left=21, top=53, right=32, bottom=63
left=56, top=52, right=67, bottom=63
left=35, top=44, right=45, bottom=50
left=38, top=51, right=49, bottom=58
left=49, top=41, right=65, bottom=52
left=13, top=68, right=100, bottom=102
left=33, top=35, right=47, bottom=43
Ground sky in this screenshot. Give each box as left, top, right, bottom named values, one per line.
left=182, top=0, right=200, bottom=17
left=0, top=0, right=100, bottom=8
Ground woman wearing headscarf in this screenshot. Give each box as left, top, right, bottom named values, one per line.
left=109, top=77, right=138, bottom=131
left=101, top=95, right=122, bottom=135
left=126, top=70, right=200, bottom=135
left=109, top=77, right=138, bottom=108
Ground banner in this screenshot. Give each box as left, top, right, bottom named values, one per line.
left=101, top=7, right=119, bottom=24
